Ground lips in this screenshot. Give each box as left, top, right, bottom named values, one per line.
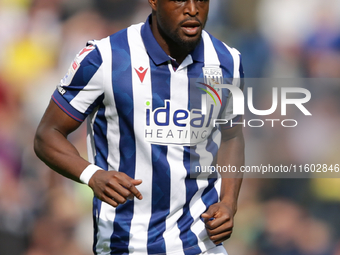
left=181, top=20, right=201, bottom=36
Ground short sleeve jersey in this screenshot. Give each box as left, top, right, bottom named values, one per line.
left=53, top=16, right=244, bottom=255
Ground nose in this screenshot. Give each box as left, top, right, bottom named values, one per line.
left=184, top=0, right=199, bottom=16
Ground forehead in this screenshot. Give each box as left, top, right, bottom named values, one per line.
left=157, top=0, right=210, bottom=6
left=155, top=0, right=210, bottom=14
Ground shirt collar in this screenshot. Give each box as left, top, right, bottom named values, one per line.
left=141, top=15, right=204, bottom=65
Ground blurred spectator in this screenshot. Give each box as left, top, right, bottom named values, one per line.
left=302, top=4, right=340, bottom=77
left=25, top=187, right=86, bottom=255
left=256, top=199, right=335, bottom=255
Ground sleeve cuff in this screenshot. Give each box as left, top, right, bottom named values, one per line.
left=52, top=89, right=87, bottom=122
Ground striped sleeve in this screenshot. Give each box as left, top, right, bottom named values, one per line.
left=52, top=41, right=104, bottom=122
left=220, top=46, right=244, bottom=128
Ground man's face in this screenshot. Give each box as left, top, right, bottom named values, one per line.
left=154, top=0, right=210, bottom=52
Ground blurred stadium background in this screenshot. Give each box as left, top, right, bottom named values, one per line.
left=1, top=0, right=340, bottom=254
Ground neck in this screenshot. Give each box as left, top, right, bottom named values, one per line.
left=150, top=14, right=189, bottom=65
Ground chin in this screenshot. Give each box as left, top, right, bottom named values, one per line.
left=179, top=37, right=201, bottom=52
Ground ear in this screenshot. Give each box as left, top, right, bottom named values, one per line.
left=148, top=0, right=157, bottom=12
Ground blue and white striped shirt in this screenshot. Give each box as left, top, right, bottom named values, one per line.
left=53, top=16, right=243, bottom=255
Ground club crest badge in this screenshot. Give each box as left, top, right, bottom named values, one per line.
left=200, top=67, right=223, bottom=114
left=203, top=67, right=223, bottom=87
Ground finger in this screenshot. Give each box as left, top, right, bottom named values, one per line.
left=106, top=176, right=137, bottom=199
left=205, top=214, right=231, bottom=230
left=206, top=221, right=233, bottom=237
left=201, top=206, right=218, bottom=221
left=201, top=212, right=212, bottom=220
left=103, top=177, right=136, bottom=203
left=120, top=179, right=143, bottom=200
left=122, top=173, right=142, bottom=186
left=100, top=193, right=119, bottom=207
left=201, top=216, right=216, bottom=226
left=125, top=180, right=142, bottom=200
left=131, top=179, right=143, bottom=186
left=209, top=230, right=233, bottom=245
left=103, top=186, right=128, bottom=205
left=111, top=173, right=143, bottom=200
left=104, top=180, right=142, bottom=202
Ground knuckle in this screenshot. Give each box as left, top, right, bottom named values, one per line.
left=103, top=186, right=112, bottom=194
left=125, top=182, right=133, bottom=189
left=111, top=171, right=120, bottom=179
left=108, top=179, right=118, bottom=187
left=98, top=194, right=105, bottom=201
left=121, top=189, right=130, bottom=196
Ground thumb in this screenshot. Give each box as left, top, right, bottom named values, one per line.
left=125, top=174, right=142, bottom=186
left=201, top=205, right=218, bottom=220
left=131, top=179, right=142, bottom=186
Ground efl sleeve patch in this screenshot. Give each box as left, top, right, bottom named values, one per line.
left=55, top=41, right=104, bottom=118
left=60, top=44, right=96, bottom=87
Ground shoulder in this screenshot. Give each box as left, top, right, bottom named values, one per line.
left=81, top=30, right=129, bottom=66
left=201, top=30, right=242, bottom=79
left=90, top=22, right=145, bottom=57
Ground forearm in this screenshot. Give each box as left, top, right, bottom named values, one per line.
left=34, top=100, right=91, bottom=183
left=34, top=116, right=144, bottom=207
left=201, top=130, right=244, bottom=243
left=217, top=127, right=245, bottom=214
left=34, top=127, right=90, bottom=183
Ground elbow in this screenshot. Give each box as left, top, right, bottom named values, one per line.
left=33, top=128, right=45, bottom=160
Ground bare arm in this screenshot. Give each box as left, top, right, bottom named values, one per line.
left=34, top=99, right=89, bottom=181
left=218, top=123, right=244, bottom=215
left=201, top=122, right=244, bottom=244
left=34, top=100, right=143, bottom=206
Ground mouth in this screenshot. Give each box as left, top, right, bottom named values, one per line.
left=181, top=20, right=201, bottom=36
